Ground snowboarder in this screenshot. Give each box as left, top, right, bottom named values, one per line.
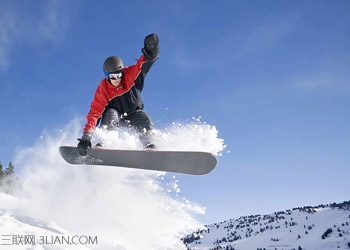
left=77, top=33, right=160, bottom=156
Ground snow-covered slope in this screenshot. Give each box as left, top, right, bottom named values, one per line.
left=0, top=194, right=91, bottom=250
left=183, top=201, right=350, bottom=250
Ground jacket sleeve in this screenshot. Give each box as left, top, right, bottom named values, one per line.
left=125, top=55, right=155, bottom=91
left=83, top=81, right=109, bottom=133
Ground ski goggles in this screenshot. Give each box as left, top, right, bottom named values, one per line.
left=104, top=70, right=124, bottom=80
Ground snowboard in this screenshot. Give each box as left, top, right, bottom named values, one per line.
left=59, top=146, right=217, bottom=175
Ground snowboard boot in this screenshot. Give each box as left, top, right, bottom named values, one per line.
left=144, top=143, right=157, bottom=151
left=93, top=143, right=104, bottom=149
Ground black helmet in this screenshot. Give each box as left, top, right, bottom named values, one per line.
left=103, top=56, right=124, bottom=74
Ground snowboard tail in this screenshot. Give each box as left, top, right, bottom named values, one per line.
left=59, top=146, right=217, bottom=175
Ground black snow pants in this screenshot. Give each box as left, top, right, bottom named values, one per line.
left=100, top=108, right=154, bottom=147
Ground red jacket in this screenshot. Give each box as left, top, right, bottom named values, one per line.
left=84, top=55, right=154, bottom=133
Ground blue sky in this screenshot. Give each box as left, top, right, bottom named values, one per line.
left=0, top=0, right=349, bottom=224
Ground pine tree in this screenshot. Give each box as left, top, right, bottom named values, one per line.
left=0, top=161, right=20, bottom=194
left=0, top=161, right=4, bottom=180
left=4, top=162, right=15, bottom=176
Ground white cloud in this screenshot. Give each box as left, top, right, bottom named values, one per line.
left=0, top=0, right=77, bottom=70
left=171, top=46, right=200, bottom=73
left=37, top=0, right=72, bottom=42
left=290, top=57, right=350, bottom=95
left=293, top=73, right=350, bottom=95
left=236, top=12, right=301, bottom=57
left=0, top=10, right=17, bottom=69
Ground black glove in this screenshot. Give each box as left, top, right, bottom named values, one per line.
left=141, top=33, right=159, bottom=62
left=77, top=133, right=92, bottom=156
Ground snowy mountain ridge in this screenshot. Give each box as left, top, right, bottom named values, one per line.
left=183, top=201, right=350, bottom=250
